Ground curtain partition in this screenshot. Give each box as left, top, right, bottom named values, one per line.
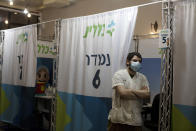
left=173, top=1, right=196, bottom=130
left=56, top=7, right=138, bottom=131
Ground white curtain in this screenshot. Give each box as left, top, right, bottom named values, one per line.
left=58, top=7, right=138, bottom=97
left=2, top=25, right=37, bottom=87
left=173, top=1, right=196, bottom=106
left=173, top=1, right=196, bottom=130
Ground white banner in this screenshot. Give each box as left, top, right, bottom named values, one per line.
left=2, top=26, right=37, bottom=87
left=58, top=7, right=138, bottom=97
left=37, top=40, right=56, bottom=58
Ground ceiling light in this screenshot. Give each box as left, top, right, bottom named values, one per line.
left=5, top=20, right=8, bottom=24
left=24, top=8, right=28, bottom=14
left=14, top=12, right=18, bottom=15
left=9, top=1, right=13, bottom=6
left=27, top=13, right=31, bottom=18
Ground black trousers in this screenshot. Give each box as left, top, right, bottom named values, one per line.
left=107, top=121, right=142, bottom=131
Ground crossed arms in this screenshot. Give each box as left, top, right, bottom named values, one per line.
left=115, top=86, right=150, bottom=100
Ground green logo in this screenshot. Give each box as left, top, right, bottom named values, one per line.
left=83, top=20, right=116, bottom=38
left=37, top=43, right=56, bottom=56
left=16, top=32, right=28, bottom=45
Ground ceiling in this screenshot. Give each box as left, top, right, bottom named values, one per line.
left=0, top=0, right=75, bottom=12
left=0, top=10, right=38, bottom=30
left=0, top=0, right=161, bottom=30
left=0, top=0, right=76, bottom=29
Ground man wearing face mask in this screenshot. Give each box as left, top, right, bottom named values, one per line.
left=108, top=52, right=150, bottom=131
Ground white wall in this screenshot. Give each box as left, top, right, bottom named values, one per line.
left=135, top=3, right=162, bottom=35
left=138, top=38, right=161, bottom=58
left=130, top=38, right=161, bottom=58
left=40, top=0, right=162, bottom=37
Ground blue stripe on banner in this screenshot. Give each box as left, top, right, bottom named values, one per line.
left=58, top=91, right=112, bottom=131
left=174, top=104, right=196, bottom=127
left=0, top=84, right=35, bottom=129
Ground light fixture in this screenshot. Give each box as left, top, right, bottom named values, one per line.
left=27, top=13, right=31, bottom=18
left=14, top=12, right=18, bottom=15
left=9, top=1, right=13, bottom=6
left=24, top=8, right=29, bottom=14
left=5, top=20, right=8, bottom=24
left=151, top=21, right=158, bottom=33
left=150, top=32, right=155, bottom=35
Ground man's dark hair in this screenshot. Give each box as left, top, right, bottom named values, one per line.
left=126, top=52, right=142, bottom=62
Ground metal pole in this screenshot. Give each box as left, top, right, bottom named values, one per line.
left=159, top=1, right=174, bottom=131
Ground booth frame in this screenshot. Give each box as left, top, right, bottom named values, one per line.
left=159, top=0, right=174, bottom=131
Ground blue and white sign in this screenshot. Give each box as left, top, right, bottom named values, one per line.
left=159, top=29, right=170, bottom=49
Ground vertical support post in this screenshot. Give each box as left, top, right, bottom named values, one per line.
left=159, top=1, right=174, bottom=131
left=133, top=35, right=139, bottom=52
left=0, top=31, right=4, bottom=85
left=50, top=19, right=61, bottom=131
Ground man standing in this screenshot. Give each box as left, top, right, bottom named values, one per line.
left=108, top=52, right=150, bottom=131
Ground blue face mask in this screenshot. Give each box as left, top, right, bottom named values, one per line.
left=130, top=61, right=142, bottom=72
